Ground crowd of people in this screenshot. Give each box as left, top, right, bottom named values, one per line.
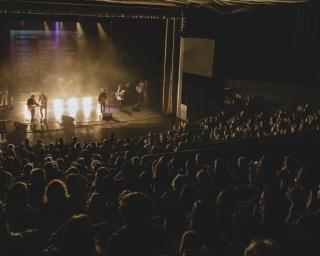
left=0, top=133, right=318, bottom=255
left=175, top=95, right=320, bottom=151
left=0, top=93, right=320, bottom=256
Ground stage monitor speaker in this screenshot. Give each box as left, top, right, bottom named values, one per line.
left=131, top=103, right=140, bottom=112
left=13, top=121, right=27, bottom=130
left=102, top=113, right=113, bottom=121
left=62, top=115, right=75, bottom=125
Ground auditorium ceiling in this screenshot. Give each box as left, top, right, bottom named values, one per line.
left=94, top=0, right=307, bottom=8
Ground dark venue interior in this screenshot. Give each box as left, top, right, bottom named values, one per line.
left=1, top=1, right=320, bottom=256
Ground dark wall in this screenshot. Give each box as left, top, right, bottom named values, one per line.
left=108, top=19, right=165, bottom=110
left=184, top=3, right=320, bottom=86
left=181, top=73, right=225, bottom=121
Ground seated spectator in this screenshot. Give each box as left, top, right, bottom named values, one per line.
left=277, top=155, right=297, bottom=191
left=244, top=239, right=279, bottom=256
left=41, top=179, right=71, bottom=238
left=0, top=202, right=24, bottom=256
left=233, top=156, right=250, bottom=185
left=65, top=173, right=86, bottom=214
left=179, top=230, right=202, bottom=256
left=88, top=175, right=117, bottom=224
left=59, top=214, right=100, bottom=256
left=28, top=168, right=46, bottom=209
left=5, top=182, right=31, bottom=232
left=106, top=192, right=165, bottom=256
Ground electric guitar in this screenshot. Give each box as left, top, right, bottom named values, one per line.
left=115, top=90, right=125, bottom=101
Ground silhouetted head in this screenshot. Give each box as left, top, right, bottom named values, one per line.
left=119, top=192, right=153, bottom=226
left=244, top=239, right=279, bottom=256
left=0, top=203, right=9, bottom=238
left=44, top=179, right=69, bottom=205
left=61, top=214, right=96, bottom=256
left=30, top=168, right=46, bottom=186
left=196, top=169, right=209, bottom=185
left=238, top=156, right=249, bottom=171
left=179, top=230, right=202, bottom=256
left=6, top=182, right=28, bottom=210
left=66, top=173, right=82, bottom=196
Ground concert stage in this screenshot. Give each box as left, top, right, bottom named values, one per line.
left=1, top=97, right=173, bottom=144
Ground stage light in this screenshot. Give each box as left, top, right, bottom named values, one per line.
left=60, top=22, right=64, bottom=30
left=97, top=22, right=107, bottom=40
left=67, top=98, right=79, bottom=118
left=44, top=21, right=50, bottom=31
left=76, top=22, right=84, bottom=36
left=81, top=97, right=92, bottom=120
left=55, top=21, right=60, bottom=31
left=96, top=104, right=102, bottom=117
left=23, top=104, right=31, bottom=121
left=53, top=99, right=63, bottom=121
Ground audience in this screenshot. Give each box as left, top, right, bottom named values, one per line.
left=0, top=98, right=319, bottom=256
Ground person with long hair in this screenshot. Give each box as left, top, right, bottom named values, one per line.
left=106, top=192, right=165, bottom=256
left=41, top=179, right=71, bottom=237
left=5, top=182, right=31, bottom=232
left=60, top=214, right=99, bottom=256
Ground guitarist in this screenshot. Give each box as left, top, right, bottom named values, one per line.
left=136, top=80, right=144, bottom=104
left=39, top=92, right=48, bottom=122
left=27, top=95, right=39, bottom=123
left=115, top=85, right=125, bottom=105
left=98, top=89, right=107, bottom=114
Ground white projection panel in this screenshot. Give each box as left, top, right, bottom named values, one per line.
left=183, top=38, right=215, bottom=77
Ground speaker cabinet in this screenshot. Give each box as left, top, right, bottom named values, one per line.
left=102, top=113, right=113, bottom=121
left=131, top=103, right=140, bottom=112
left=62, top=115, right=75, bottom=125
left=13, top=121, right=27, bottom=130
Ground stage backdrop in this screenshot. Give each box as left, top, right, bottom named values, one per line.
left=10, top=29, right=79, bottom=93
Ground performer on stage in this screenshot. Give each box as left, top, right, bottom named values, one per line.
left=0, top=79, right=8, bottom=106
left=39, top=92, right=48, bottom=122
left=115, top=85, right=125, bottom=105
left=27, top=95, right=39, bottom=123
left=143, top=79, right=149, bottom=106
left=98, top=89, right=107, bottom=114
left=136, top=80, right=144, bottom=104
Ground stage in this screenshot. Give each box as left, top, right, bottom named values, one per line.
left=1, top=97, right=174, bottom=144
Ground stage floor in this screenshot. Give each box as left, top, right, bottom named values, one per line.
left=2, top=102, right=173, bottom=144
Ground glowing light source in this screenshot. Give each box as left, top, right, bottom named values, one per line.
left=67, top=98, right=79, bottom=117
left=81, top=97, right=92, bottom=120
left=76, top=22, right=84, bottom=36
left=59, top=21, right=64, bottom=30
left=96, top=103, right=102, bottom=117
left=53, top=99, right=63, bottom=121
left=44, top=21, right=50, bottom=31
left=23, top=104, right=31, bottom=121
left=97, top=22, right=107, bottom=40
left=55, top=21, right=60, bottom=31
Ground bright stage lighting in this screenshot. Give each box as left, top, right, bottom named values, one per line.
left=67, top=98, right=79, bottom=118
left=97, top=22, right=107, bottom=40
left=96, top=104, right=102, bottom=117
left=60, top=22, right=64, bottom=30
left=82, top=97, right=92, bottom=120
left=44, top=21, right=50, bottom=31
left=76, top=22, right=84, bottom=36
left=53, top=99, right=63, bottom=121
left=23, top=104, right=31, bottom=121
